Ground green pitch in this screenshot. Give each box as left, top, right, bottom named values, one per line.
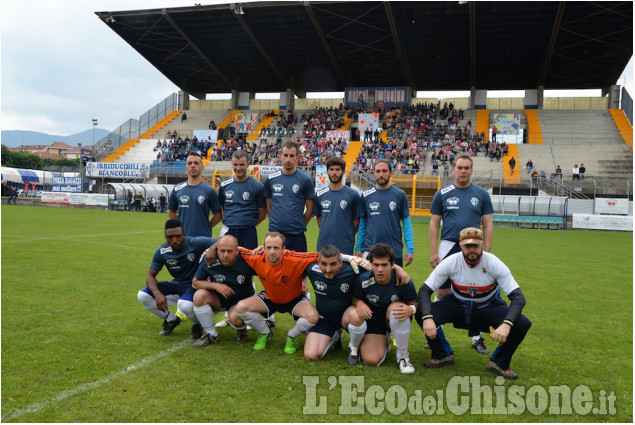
left=1, top=206, right=632, bottom=422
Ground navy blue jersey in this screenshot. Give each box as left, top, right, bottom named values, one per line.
left=263, top=170, right=315, bottom=234
left=150, top=236, right=216, bottom=287
left=168, top=181, right=221, bottom=237
left=314, top=186, right=362, bottom=255
left=359, top=185, right=409, bottom=258
left=430, top=183, right=493, bottom=242
left=305, top=262, right=356, bottom=319
left=219, top=176, right=265, bottom=229
left=353, top=269, right=417, bottom=315
left=194, top=254, right=256, bottom=303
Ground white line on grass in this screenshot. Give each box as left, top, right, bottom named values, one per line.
left=2, top=339, right=190, bottom=422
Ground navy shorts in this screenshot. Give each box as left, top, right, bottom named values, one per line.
left=141, top=282, right=193, bottom=299
left=365, top=310, right=389, bottom=335
left=225, top=227, right=258, bottom=250
left=439, top=243, right=463, bottom=289
left=218, top=288, right=255, bottom=311
left=256, top=291, right=309, bottom=319
left=282, top=233, right=307, bottom=252
left=309, top=314, right=344, bottom=337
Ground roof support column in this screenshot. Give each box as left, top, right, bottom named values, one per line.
left=524, top=89, right=540, bottom=110
left=231, top=91, right=253, bottom=110
left=280, top=89, right=295, bottom=111
left=471, top=88, right=488, bottom=110
left=178, top=91, right=190, bottom=111
left=607, top=85, right=621, bottom=109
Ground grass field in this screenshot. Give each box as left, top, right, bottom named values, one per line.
left=1, top=205, right=632, bottom=422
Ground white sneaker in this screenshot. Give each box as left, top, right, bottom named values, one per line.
left=215, top=318, right=230, bottom=328
left=398, top=357, right=415, bottom=374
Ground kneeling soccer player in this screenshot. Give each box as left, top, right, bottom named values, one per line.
left=351, top=243, right=418, bottom=374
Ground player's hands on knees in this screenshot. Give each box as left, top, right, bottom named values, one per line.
left=356, top=303, right=372, bottom=320
left=429, top=253, right=440, bottom=268
left=391, top=303, right=412, bottom=321
left=213, top=283, right=235, bottom=299
left=422, top=319, right=437, bottom=339
left=491, top=323, right=511, bottom=344
left=155, top=293, right=168, bottom=312
left=404, top=253, right=414, bottom=267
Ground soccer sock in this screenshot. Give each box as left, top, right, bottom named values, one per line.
left=193, top=305, right=218, bottom=337
left=473, top=334, right=483, bottom=343
left=289, top=317, right=314, bottom=338
left=348, top=322, right=367, bottom=349
left=389, top=312, right=411, bottom=360
left=177, top=299, right=199, bottom=325
left=138, top=291, right=176, bottom=321
left=321, top=331, right=341, bottom=359
left=238, top=311, right=268, bottom=334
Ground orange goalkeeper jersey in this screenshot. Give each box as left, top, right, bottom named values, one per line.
left=238, top=247, right=319, bottom=304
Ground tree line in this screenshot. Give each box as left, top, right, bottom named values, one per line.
left=1, top=145, right=80, bottom=170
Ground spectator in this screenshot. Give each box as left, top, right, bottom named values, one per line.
left=431, top=160, right=439, bottom=176
left=579, top=163, right=586, bottom=180
left=508, top=157, right=516, bottom=175
left=572, top=164, right=580, bottom=180
left=181, top=112, right=187, bottom=123
left=127, top=190, right=133, bottom=211
left=555, top=165, right=562, bottom=179
left=525, top=159, right=534, bottom=174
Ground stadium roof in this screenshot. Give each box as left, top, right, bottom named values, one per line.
left=96, top=1, right=633, bottom=99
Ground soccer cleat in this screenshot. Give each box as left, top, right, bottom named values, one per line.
left=175, top=311, right=187, bottom=321
left=158, top=316, right=181, bottom=336
left=193, top=332, right=219, bottom=347
left=265, top=318, right=276, bottom=329
left=423, top=354, right=455, bottom=368
left=215, top=317, right=230, bottom=328
left=472, top=337, right=489, bottom=355
left=334, top=330, right=343, bottom=351
left=284, top=335, right=298, bottom=354
left=398, top=357, right=415, bottom=374
left=236, top=328, right=248, bottom=342
left=190, top=324, right=203, bottom=340
left=486, top=361, right=518, bottom=380
left=253, top=330, right=272, bottom=351
left=347, top=347, right=360, bottom=365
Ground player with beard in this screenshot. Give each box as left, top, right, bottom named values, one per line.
left=417, top=227, right=531, bottom=379
left=313, top=157, right=362, bottom=255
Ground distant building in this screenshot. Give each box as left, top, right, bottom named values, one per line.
left=10, top=142, right=81, bottom=160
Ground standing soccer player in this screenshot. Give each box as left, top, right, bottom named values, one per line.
left=429, top=153, right=494, bottom=354
left=314, top=157, right=362, bottom=255
left=263, top=141, right=315, bottom=252
left=355, top=159, right=414, bottom=267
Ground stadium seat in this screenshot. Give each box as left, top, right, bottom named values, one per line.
left=531, top=216, right=540, bottom=229
left=493, top=214, right=502, bottom=223
left=539, top=216, right=548, bottom=229
left=501, top=215, right=510, bottom=226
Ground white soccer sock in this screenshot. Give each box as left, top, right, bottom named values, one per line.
left=389, top=312, right=411, bottom=360
left=348, top=322, right=367, bottom=349
left=177, top=299, right=199, bottom=324
left=289, top=317, right=314, bottom=338
left=238, top=311, right=268, bottom=334
left=137, top=291, right=176, bottom=321
left=193, top=305, right=218, bottom=337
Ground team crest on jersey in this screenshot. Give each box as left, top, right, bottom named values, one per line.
left=447, top=197, right=459, bottom=206
left=167, top=259, right=178, bottom=266
left=482, top=267, right=487, bottom=273
left=391, top=295, right=399, bottom=302
left=187, top=253, right=195, bottom=262
left=340, top=283, right=350, bottom=293
left=242, top=192, right=250, bottom=201
left=179, top=195, right=190, bottom=204
left=198, top=196, right=206, bottom=205
left=440, top=184, right=455, bottom=195
left=160, top=247, right=173, bottom=254
left=369, top=202, right=380, bottom=211
left=361, top=277, right=375, bottom=288
left=321, top=200, right=331, bottom=209
left=471, top=197, right=479, bottom=206
left=389, top=201, right=397, bottom=211
left=340, top=200, right=348, bottom=209
left=237, top=275, right=246, bottom=284
left=367, top=295, right=380, bottom=305
left=225, top=190, right=234, bottom=199
left=315, top=281, right=327, bottom=291
left=213, top=274, right=226, bottom=282
left=292, top=184, right=300, bottom=194
left=467, top=287, right=478, bottom=297
left=273, top=184, right=283, bottom=192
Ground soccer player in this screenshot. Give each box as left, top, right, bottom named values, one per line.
left=429, top=153, right=494, bottom=354
left=314, top=157, right=362, bottom=255
left=263, top=141, right=315, bottom=252
left=187, top=235, right=256, bottom=346
left=417, top=227, right=531, bottom=379
left=168, top=151, right=222, bottom=238
left=137, top=219, right=215, bottom=337
left=351, top=243, right=418, bottom=374
left=355, top=160, right=414, bottom=267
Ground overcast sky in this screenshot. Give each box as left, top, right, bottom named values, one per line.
left=1, top=0, right=633, bottom=137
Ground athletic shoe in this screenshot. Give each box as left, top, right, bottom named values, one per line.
left=486, top=361, right=518, bottom=380
left=265, top=318, right=276, bottom=329
left=215, top=317, right=230, bottom=328
left=159, top=316, right=181, bottom=336
left=472, top=337, right=489, bottom=355
left=253, top=331, right=272, bottom=351
left=347, top=347, right=360, bottom=365
left=284, top=335, right=298, bottom=355
left=193, top=332, right=219, bottom=347
left=398, top=357, right=415, bottom=374
left=423, top=354, right=455, bottom=368
left=236, top=328, right=248, bottom=342
left=334, top=330, right=343, bottom=351
left=175, top=311, right=187, bottom=321
left=190, top=324, right=203, bottom=339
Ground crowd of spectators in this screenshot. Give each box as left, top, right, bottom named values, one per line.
left=154, top=137, right=216, bottom=162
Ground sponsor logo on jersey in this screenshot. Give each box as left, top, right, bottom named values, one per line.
left=160, top=247, right=173, bottom=254
left=179, top=195, right=190, bottom=204
left=363, top=187, right=376, bottom=197
left=362, top=277, right=375, bottom=288
left=440, top=184, right=455, bottom=195
left=317, top=187, right=329, bottom=197
left=220, top=178, right=234, bottom=187
left=321, top=200, right=331, bottom=210
left=237, top=275, right=246, bottom=284
left=389, top=201, right=397, bottom=211
left=225, top=190, right=234, bottom=199
left=187, top=253, right=195, bottom=262
left=174, top=182, right=187, bottom=191
left=198, top=195, right=206, bottom=205
left=340, top=200, right=348, bottom=209
left=167, top=259, right=178, bottom=266
left=447, top=197, right=459, bottom=206
left=311, top=264, right=321, bottom=273
left=292, top=184, right=300, bottom=194
left=213, top=274, right=226, bottom=282
left=340, top=283, right=350, bottom=293
left=268, top=171, right=282, bottom=179
left=273, top=184, right=284, bottom=193
left=367, top=294, right=380, bottom=305
left=315, top=281, right=327, bottom=291
left=369, top=202, right=380, bottom=211
left=471, top=197, right=479, bottom=206
left=391, top=295, right=399, bottom=302
left=242, top=191, right=250, bottom=201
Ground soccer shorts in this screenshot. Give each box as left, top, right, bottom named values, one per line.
left=222, top=226, right=258, bottom=250
left=282, top=233, right=307, bottom=252
left=309, top=314, right=345, bottom=337
left=141, top=281, right=193, bottom=298
left=256, top=291, right=309, bottom=320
